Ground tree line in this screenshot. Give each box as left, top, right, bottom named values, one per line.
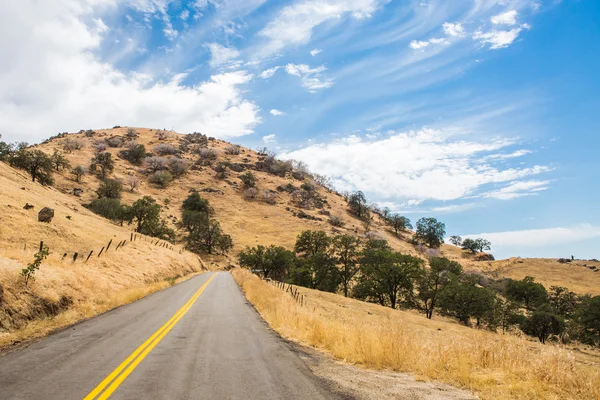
left=239, top=230, right=600, bottom=346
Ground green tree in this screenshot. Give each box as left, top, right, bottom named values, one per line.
left=438, top=274, right=496, bottom=326
left=462, top=238, right=492, bottom=254
left=548, top=286, right=579, bottom=319
left=418, top=257, right=463, bottom=319
left=90, top=152, right=114, bottom=179
left=51, top=150, right=70, bottom=171
left=506, top=276, right=548, bottom=311
left=294, top=231, right=331, bottom=258
left=356, top=241, right=423, bottom=309
left=96, top=179, right=123, bottom=199
left=289, top=252, right=340, bottom=292
left=574, top=295, right=600, bottom=345
left=347, top=191, right=370, bottom=220
left=9, top=149, right=54, bottom=185
left=332, top=234, right=362, bottom=297
left=186, top=219, right=227, bottom=254
left=415, top=217, right=446, bottom=248
left=71, top=165, right=85, bottom=182
left=125, top=196, right=162, bottom=234
left=522, top=304, right=565, bottom=344
left=183, top=192, right=212, bottom=214
left=449, top=235, right=462, bottom=246
left=387, top=214, right=412, bottom=236
left=239, top=245, right=295, bottom=280
left=119, top=144, right=146, bottom=165
left=0, top=135, right=13, bottom=161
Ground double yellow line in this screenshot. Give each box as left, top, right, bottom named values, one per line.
left=84, top=273, right=217, bottom=400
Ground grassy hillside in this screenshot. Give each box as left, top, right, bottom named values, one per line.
left=32, top=127, right=600, bottom=295
left=233, top=268, right=600, bottom=400
left=0, top=162, right=203, bottom=348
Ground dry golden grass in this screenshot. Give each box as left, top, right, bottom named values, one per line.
left=233, top=268, right=600, bottom=400
left=0, top=162, right=203, bottom=348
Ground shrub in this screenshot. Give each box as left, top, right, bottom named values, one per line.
left=150, top=171, right=173, bottom=188
left=119, top=143, right=146, bottom=165
left=63, top=138, right=84, bottom=152
left=144, top=156, right=167, bottom=172
left=87, top=197, right=125, bottom=221
left=225, top=145, right=241, bottom=155
left=97, top=179, right=123, bottom=199
left=126, top=176, right=140, bottom=192
left=195, top=148, right=217, bottom=166
left=214, top=161, right=229, bottom=179
left=90, top=152, right=114, bottom=179
left=21, top=245, right=49, bottom=286
left=94, top=142, right=108, bottom=153
left=243, top=187, right=258, bottom=200
left=157, top=130, right=169, bottom=140
left=239, top=171, right=256, bottom=188
left=330, top=215, right=344, bottom=227
left=168, top=157, right=190, bottom=177
left=106, top=137, right=123, bottom=148
left=154, top=143, right=177, bottom=156
left=71, top=165, right=85, bottom=182
left=180, top=132, right=208, bottom=152
left=126, top=128, right=138, bottom=138
left=261, top=190, right=277, bottom=205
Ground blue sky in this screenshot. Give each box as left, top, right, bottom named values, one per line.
left=1, top=0, right=599, bottom=259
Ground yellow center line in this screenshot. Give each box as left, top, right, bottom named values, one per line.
left=84, top=273, right=217, bottom=400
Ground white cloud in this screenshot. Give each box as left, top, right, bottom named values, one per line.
left=483, top=180, right=550, bottom=200
left=285, top=63, right=333, bottom=92
left=280, top=128, right=550, bottom=204
left=206, top=42, right=241, bottom=68
left=442, top=22, right=465, bottom=37
left=482, top=149, right=532, bottom=160
left=473, top=28, right=522, bottom=49
left=258, top=0, right=383, bottom=55
left=270, top=109, right=285, bottom=116
left=491, top=10, right=518, bottom=26
left=180, top=9, right=190, bottom=20
left=310, top=48, right=322, bottom=56
left=259, top=66, right=281, bottom=79
left=462, top=224, right=600, bottom=249
left=0, top=0, right=261, bottom=142
left=410, top=40, right=430, bottom=49
left=263, top=134, right=276, bottom=143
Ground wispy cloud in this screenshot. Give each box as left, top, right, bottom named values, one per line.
left=463, top=224, right=600, bottom=248
left=310, top=48, right=322, bottom=56
left=483, top=180, right=550, bottom=200
left=491, top=10, right=518, bottom=26
left=270, top=109, right=285, bottom=116
left=285, top=63, right=333, bottom=92
left=259, top=66, right=281, bottom=79
left=263, top=134, right=276, bottom=143
left=206, top=43, right=241, bottom=68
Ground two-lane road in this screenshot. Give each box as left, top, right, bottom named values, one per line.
left=0, top=272, right=341, bottom=400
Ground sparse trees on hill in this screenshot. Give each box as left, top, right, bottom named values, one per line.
left=506, top=276, right=548, bottom=311
left=415, top=217, right=446, bottom=248
left=90, top=152, right=114, bottom=179
left=462, top=238, right=491, bottom=254
left=449, top=235, right=462, bottom=247
left=387, top=214, right=412, bottom=236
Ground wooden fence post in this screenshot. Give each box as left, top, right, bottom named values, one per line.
left=73, top=253, right=78, bottom=262
left=106, top=239, right=113, bottom=252
left=39, top=241, right=44, bottom=252
left=98, top=247, right=105, bottom=257
left=86, top=251, right=93, bottom=263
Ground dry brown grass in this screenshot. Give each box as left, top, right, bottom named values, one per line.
left=0, top=162, right=203, bottom=349
left=233, top=268, right=600, bottom=400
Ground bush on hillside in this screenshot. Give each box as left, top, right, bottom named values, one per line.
left=154, top=143, right=178, bottom=156
left=119, top=143, right=146, bottom=165
left=168, top=157, right=190, bottom=177
left=149, top=171, right=173, bottom=188
left=96, top=179, right=123, bottom=199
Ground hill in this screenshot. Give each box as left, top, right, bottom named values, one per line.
left=0, top=161, right=202, bottom=348
left=31, top=127, right=600, bottom=295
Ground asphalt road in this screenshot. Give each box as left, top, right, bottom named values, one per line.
left=0, top=272, right=340, bottom=400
